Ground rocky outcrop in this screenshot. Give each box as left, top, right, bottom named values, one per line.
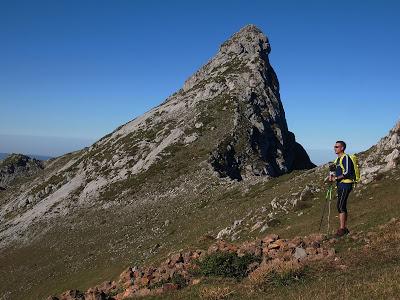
left=360, top=120, right=400, bottom=184
left=0, top=153, right=44, bottom=189
left=202, top=25, right=315, bottom=180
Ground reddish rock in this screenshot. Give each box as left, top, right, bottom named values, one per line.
left=262, top=233, right=279, bottom=244
left=169, top=252, right=184, bottom=266
left=191, top=251, right=201, bottom=259
left=288, top=237, right=303, bottom=248
left=160, top=271, right=171, bottom=281
left=135, top=288, right=152, bottom=297
left=140, top=276, right=150, bottom=287
left=305, top=247, right=317, bottom=255
left=119, top=267, right=134, bottom=288
left=162, top=283, right=179, bottom=292
left=93, top=280, right=117, bottom=295
left=84, top=289, right=107, bottom=300
left=267, top=248, right=278, bottom=258
left=239, top=240, right=263, bottom=257
left=59, top=290, right=84, bottom=300
left=268, top=242, right=280, bottom=250
left=304, top=233, right=325, bottom=247
left=116, top=287, right=135, bottom=300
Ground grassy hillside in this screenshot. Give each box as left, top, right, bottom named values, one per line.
left=135, top=165, right=400, bottom=300
left=1, top=156, right=398, bottom=299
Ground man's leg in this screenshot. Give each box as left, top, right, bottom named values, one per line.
left=336, top=185, right=350, bottom=236
left=339, top=212, right=347, bottom=229
left=337, top=186, right=345, bottom=228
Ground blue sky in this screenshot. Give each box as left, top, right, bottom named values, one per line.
left=0, top=0, right=399, bottom=164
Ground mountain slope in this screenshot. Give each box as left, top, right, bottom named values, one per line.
left=50, top=122, right=400, bottom=300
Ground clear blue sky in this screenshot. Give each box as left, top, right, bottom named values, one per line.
left=1, top=0, right=399, bottom=164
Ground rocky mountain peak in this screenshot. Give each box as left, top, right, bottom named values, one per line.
left=219, top=24, right=271, bottom=57
left=182, top=24, right=272, bottom=93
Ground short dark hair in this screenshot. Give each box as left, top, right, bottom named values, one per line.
left=336, top=140, right=346, bottom=150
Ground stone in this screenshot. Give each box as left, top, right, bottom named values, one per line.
left=299, top=185, right=314, bottom=201
left=260, top=224, right=269, bottom=233
left=191, top=278, right=201, bottom=285
left=84, top=290, right=107, bottom=300
left=162, top=283, right=179, bottom=292
left=305, top=247, right=317, bottom=255
left=327, top=248, right=336, bottom=257
left=135, top=288, right=152, bottom=297
left=294, top=247, right=307, bottom=260
left=262, top=233, right=279, bottom=244
left=59, top=290, right=85, bottom=300
left=93, top=280, right=117, bottom=295
left=169, top=252, right=184, bottom=266
left=119, top=267, right=134, bottom=287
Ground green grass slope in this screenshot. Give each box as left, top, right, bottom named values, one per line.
left=1, top=156, right=398, bottom=299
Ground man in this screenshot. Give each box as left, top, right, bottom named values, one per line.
left=329, top=141, right=355, bottom=237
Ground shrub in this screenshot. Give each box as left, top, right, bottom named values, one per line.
left=197, top=252, right=261, bottom=280
left=170, top=273, right=188, bottom=288
left=149, top=273, right=187, bottom=290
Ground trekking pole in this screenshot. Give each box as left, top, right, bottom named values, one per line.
left=319, top=184, right=333, bottom=232
left=319, top=187, right=329, bottom=232
left=326, top=185, right=333, bottom=234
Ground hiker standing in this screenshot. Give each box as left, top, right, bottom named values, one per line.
left=329, top=141, right=356, bottom=237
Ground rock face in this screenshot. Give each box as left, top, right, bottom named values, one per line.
left=194, top=25, right=316, bottom=180
left=0, top=153, right=44, bottom=189
left=360, top=120, right=400, bottom=184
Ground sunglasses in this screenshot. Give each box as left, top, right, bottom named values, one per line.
left=334, top=146, right=341, bottom=148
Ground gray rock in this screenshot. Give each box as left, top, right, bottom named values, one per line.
left=0, top=154, right=44, bottom=188
left=360, top=120, right=400, bottom=183
left=294, top=247, right=307, bottom=259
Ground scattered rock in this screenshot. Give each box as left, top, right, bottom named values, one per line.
left=294, top=247, right=307, bottom=260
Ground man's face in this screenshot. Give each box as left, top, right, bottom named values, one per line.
left=334, top=143, right=343, bottom=154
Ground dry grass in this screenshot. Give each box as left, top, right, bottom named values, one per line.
left=199, top=286, right=235, bottom=300
left=248, top=259, right=305, bottom=290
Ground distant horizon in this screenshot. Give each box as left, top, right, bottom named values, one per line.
left=1, top=131, right=375, bottom=166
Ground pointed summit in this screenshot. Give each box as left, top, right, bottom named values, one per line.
left=219, top=24, right=271, bottom=57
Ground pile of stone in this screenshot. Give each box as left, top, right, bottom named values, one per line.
left=48, top=232, right=335, bottom=300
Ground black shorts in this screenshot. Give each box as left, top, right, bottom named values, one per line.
left=337, top=182, right=352, bottom=213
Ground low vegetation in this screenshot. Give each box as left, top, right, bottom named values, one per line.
left=195, top=252, right=261, bottom=280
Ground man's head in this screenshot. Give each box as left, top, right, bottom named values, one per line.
left=334, top=140, right=346, bottom=155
